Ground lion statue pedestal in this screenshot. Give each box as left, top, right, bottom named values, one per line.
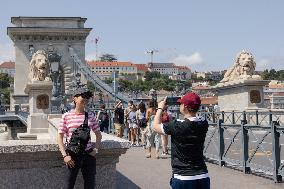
left=213, top=50, right=270, bottom=111
left=21, top=82, right=53, bottom=137
left=18, top=50, right=53, bottom=139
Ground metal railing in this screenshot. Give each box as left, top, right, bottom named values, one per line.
left=198, top=110, right=284, bottom=126
left=202, top=116, right=284, bottom=182
left=17, top=111, right=29, bottom=125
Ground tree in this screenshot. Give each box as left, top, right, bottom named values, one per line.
left=87, top=81, right=96, bottom=92
left=261, top=69, right=284, bottom=80
left=0, top=73, right=13, bottom=105
left=104, top=77, right=113, bottom=85
left=99, top=54, right=117, bottom=62
left=0, top=73, right=11, bottom=88
left=144, top=71, right=161, bottom=81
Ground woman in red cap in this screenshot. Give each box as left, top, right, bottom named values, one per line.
left=153, top=92, right=210, bottom=189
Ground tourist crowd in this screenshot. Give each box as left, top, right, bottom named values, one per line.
left=97, top=99, right=173, bottom=159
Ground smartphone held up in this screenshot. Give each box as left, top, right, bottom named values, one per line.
left=166, top=96, right=181, bottom=106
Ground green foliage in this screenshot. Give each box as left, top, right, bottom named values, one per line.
left=104, top=78, right=113, bottom=85
left=261, top=69, right=284, bottom=80
left=115, top=73, right=185, bottom=92
left=144, top=71, right=161, bottom=81
left=0, top=73, right=13, bottom=104
left=87, top=81, right=96, bottom=92
left=99, top=53, right=117, bottom=62
left=0, top=73, right=11, bottom=88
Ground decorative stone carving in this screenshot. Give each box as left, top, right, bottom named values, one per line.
left=250, top=90, right=261, bottom=103
left=36, top=94, right=49, bottom=109
left=29, top=50, right=51, bottom=82
left=220, top=50, right=262, bottom=83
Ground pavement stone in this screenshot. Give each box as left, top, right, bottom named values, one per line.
left=116, top=147, right=284, bottom=189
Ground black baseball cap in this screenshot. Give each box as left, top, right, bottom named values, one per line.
left=73, top=88, right=93, bottom=98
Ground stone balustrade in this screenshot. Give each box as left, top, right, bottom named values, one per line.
left=0, top=115, right=130, bottom=189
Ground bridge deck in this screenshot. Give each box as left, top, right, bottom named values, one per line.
left=116, top=147, right=284, bottom=189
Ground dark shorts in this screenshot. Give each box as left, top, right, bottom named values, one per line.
left=170, top=177, right=210, bottom=189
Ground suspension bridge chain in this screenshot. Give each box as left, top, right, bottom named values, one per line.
left=68, top=47, right=130, bottom=104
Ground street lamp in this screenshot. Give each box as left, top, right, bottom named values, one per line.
left=98, top=91, right=104, bottom=105
left=0, top=94, right=5, bottom=115
left=49, top=52, right=63, bottom=113
left=28, top=45, right=35, bottom=57
left=75, top=73, right=82, bottom=88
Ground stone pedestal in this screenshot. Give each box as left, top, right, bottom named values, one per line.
left=214, top=80, right=270, bottom=111
left=22, top=82, right=53, bottom=135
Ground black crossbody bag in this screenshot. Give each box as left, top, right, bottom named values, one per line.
left=66, top=112, right=91, bottom=156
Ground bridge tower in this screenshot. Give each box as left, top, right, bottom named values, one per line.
left=7, top=17, right=92, bottom=109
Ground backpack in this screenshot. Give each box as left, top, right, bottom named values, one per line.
left=161, top=111, right=170, bottom=123
left=66, top=112, right=90, bottom=156
left=99, top=111, right=109, bottom=124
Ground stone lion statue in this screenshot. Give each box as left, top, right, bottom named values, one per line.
left=220, top=50, right=261, bottom=83
left=29, top=50, right=51, bottom=82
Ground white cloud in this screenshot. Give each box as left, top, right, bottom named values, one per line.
left=0, top=43, right=14, bottom=63
left=172, top=52, right=204, bottom=66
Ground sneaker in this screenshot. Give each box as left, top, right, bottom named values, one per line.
left=130, top=142, right=134, bottom=146
left=161, top=152, right=167, bottom=156
left=146, top=154, right=151, bottom=158
left=135, top=142, right=140, bottom=146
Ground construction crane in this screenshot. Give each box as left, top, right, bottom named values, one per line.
left=146, top=49, right=159, bottom=63
left=146, top=48, right=177, bottom=63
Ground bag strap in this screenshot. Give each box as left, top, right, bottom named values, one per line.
left=83, top=112, right=88, bottom=125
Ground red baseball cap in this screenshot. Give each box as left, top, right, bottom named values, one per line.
left=178, top=92, right=201, bottom=110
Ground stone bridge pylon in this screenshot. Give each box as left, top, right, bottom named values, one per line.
left=7, top=17, right=92, bottom=109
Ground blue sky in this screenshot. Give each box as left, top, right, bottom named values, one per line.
left=1, top=0, right=284, bottom=71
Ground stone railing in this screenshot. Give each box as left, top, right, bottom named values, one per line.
left=0, top=114, right=130, bottom=189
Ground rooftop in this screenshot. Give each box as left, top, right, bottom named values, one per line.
left=147, top=62, right=176, bottom=68
left=135, top=64, right=148, bottom=72
left=0, top=61, right=15, bottom=69
left=87, top=61, right=136, bottom=67
left=174, top=65, right=191, bottom=70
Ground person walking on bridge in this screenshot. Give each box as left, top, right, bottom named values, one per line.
left=153, top=92, right=210, bottom=189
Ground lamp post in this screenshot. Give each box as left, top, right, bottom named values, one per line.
left=49, top=52, right=63, bottom=113
left=75, top=73, right=82, bottom=88
left=106, top=94, right=110, bottom=108
left=98, top=91, right=104, bottom=105
left=0, top=94, right=5, bottom=115
left=113, top=71, right=118, bottom=104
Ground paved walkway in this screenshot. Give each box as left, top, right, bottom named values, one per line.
left=116, top=147, right=284, bottom=189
